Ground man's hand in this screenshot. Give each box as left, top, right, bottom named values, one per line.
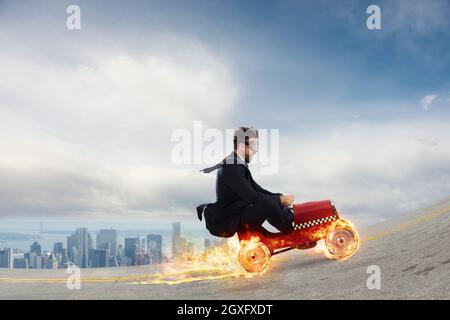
left=280, top=194, right=295, bottom=207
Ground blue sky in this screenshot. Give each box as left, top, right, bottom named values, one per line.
left=95, top=0, right=450, bottom=107
left=0, top=0, right=450, bottom=230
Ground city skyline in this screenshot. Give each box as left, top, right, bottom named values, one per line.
left=0, top=221, right=221, bottom=269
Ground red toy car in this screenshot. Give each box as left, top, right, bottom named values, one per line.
left=237, top=200, right=360, bottom=273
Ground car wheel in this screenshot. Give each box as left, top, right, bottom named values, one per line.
left=325, top=219, right=360, bottom=260
left=238, top=240, right=271, bottom=273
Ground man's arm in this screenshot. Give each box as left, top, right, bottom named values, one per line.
left=253, top=179, right=294, bottom=207
left=253, top=181, right=283, bottom=207
left=253, top=180, right=282, bottom=196
left=221, top=165, right=273, bottom=205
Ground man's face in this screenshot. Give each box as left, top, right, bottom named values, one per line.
left=244, top=137, right=258, bottom=163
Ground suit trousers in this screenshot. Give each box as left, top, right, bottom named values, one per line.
left=237, top=195, right=292, bottom=233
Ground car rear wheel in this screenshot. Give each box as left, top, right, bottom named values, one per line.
left=238, top=241, right=271, bottom=273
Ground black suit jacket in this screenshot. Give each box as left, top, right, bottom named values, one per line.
left=197, top=152, right=282, bottom=237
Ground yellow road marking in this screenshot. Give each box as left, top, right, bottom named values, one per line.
left=361, top=205, right=450, bottom=244
left=0, top=268, right=243, bottom=284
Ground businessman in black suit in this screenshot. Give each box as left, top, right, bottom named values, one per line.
left=197, top=127, right=295, bottom=238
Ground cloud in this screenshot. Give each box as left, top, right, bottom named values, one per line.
left=420, top=94, right=438, bottom=110
left=0, top=46, right=237, bottom=130
left=251, top=119, right=450, bottom=226
left=0, top=33, right=236, bottom=220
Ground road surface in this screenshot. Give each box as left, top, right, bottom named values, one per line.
left=1, top=197, right=449, bottom=299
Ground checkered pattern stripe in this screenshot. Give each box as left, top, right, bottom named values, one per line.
left=293, top=214, right=338, bottom=230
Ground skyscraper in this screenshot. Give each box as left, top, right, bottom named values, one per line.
left=0, top=248, right=13, bottom=268
left=77, top=228, right=89, bottom=268
left=24, top=252, right=31, bottom=267
left=91, top=249, right=109, bottom=268
left=96, top=229, right=118, bottom=257
left=46, top=253, right=58, bottom=269
left=116, top=244, right=125, bottom=266
left=141, top=238, right=146, bottom=254
left=147, top=234, right=163, bottom=264
left=124, top=237, right=139, bottom=265
left=67, top=228, right=89, bottom=268
left=53, top=242, right=63, bottom=255
left=136, top=235, right=141, bottom=252
left=29, top=253, right=45, bottom=269
left=60, top=248, right=68, bottom=268
left=109, top=256, right=118, bottom=267
left=88, top=232, right=93, bottom=251
left=30, top=242, right=42, bottom=255
left=67, top=234, right=77, bottom=262
left=172, top=222, right=181, bottom=238
left=171, top=222, right=181, bottom=258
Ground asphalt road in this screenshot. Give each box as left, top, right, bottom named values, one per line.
left=1, top=197, right=449, bottom=299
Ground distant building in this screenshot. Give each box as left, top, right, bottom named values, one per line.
left=204, top=238, right=227, bottom=252
left=147, top=234, right=163, bottom=264
left=66, top=228, right=90, bottom=268
left=30, top=253, right=45, bottom=269
left=109, top=256, right=118, bottom=267
left=96, top=229, right=118, bottom=257
left=46, top=253, right=58, bottom=269
left=141, top=238, right=146, bottom=254
left=91, top=249, right=109, bottom=268
left=116, top=244, right=125, bottom=266
left=0, top=248, right=13, bottom=268
left=88, top=232, right=93, bottom=251
left=59, top=248, right=69, bottom=268
left=67, top=234, right=77, bottom=262
left=24, top=252, right=31, bottom=267
left=124, top=238, right=139, bottom=265
left=136, top=235, right=141, bottom=252
left=97, top=242, right=109, bottom=251
left=29, top=253, right=37, bottom=268
left=77, top=228, right=89, bottom=268
left=53, top=242, right=63, bottom=255
left=172, top=222, right=181, bottom=238
left=13, top=257, right=28, bottom=269
left=30, top=242, right=42, bottom=255
left=171, top=222, right=182, bottom=258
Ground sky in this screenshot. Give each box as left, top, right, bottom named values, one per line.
left=0, top=0, right=450, bottom=231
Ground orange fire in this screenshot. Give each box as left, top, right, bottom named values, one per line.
left=132, top=236, right=266, bottom=285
